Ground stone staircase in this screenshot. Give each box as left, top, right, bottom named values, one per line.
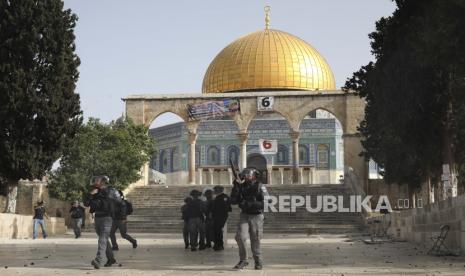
left=125, top=184, right=365, bottom=234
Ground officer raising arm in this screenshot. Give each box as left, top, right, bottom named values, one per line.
left=230, top=167, right=270, bottom=270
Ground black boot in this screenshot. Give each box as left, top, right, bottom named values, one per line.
left=233, top=260, right=249, bottom=269
left=104, top=258, right=116, bottom=267
left=91, top=259, right=100, bottom=269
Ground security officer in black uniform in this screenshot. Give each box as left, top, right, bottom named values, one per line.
left=85, top=175, right=124, bottom=269
left=203, top=189, right=214, bottom=248
left=185, top=189, right=207, bottom=251
left=230, top=167, right=270, bottom=270
left=211, top=185, right=231, bottom=251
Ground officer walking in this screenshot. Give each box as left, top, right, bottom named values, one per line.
left=109, top=190, right=137, bottom=250
left=185, top=189, right=207, bottom=251
left=85, top=175, right=124, bottom=269
left=230, top=168, right=269, bottom=270
left=211, top=185, right=231, bottom=251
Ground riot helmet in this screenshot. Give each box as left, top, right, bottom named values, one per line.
left=239, top=167, right=260, bottom=183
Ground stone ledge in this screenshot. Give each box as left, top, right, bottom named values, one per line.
left=0, top=213, right=66, bottom=239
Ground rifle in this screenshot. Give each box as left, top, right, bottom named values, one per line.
left=229, top=157, right=244, bottom=204
left=229, top=157, right=241, bottom=184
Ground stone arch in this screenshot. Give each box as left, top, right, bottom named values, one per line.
left=298, top=106, right=345, bottom=133
left=147, top=110, right=187, bottom=129
left=240, top=108, right=294, bottom=134
left=123, top=92, right=366, bottom=188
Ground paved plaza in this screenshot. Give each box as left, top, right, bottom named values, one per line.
left=0, top=232, right=464, bottom=275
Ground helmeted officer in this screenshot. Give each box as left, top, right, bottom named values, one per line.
left=203, top=189, right=214, bottom=248
left=230, top=167, right=270, bottom=270
left=211, top=185, right=231, bottom=251
left=85, top=175, right=124, bottom=269
left=185, top=189, right=207, bottom=251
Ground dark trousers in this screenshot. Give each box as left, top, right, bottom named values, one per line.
left=188, top=217, right=205, bottom=249
left=213, top=216, right=228, bottom=248
left=72, top=218, right=82, bottom=237
left=110, top=219, right=136, bottom=248
left=94, top=216, right=114, bottom=264
left=183, top=220, right=189, bottom=247
left=205, top=219, right=214, bottom=246
left=235, top=213, right=264, bottom=263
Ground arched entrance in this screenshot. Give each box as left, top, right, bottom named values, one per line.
left=247, top=153, right=268, bottom=184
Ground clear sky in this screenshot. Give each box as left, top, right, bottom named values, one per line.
left=63, top=0, right=396, bottom=126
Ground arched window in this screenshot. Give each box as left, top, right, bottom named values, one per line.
left=150, top=151, right=158, bottom=170
left=299, top=145, right=309, bottom=165
left=159, top=150, right=169, bottom=173
left=317, top=144, right=329, bottom=169
left=277, top=145, right=289, bottom=165
left=207, top=146, right=220, bottom=165
left=227, top=146, right=239, bottom=166
left=171, top=147, right=179, bottom=171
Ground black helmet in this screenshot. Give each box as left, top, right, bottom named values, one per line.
left=239, top=167, right=260, bottom=180
left=90, top=175, right=110, bottom=187
left=213, top=185, right=224, bottom=193
left=190, top=189, right=202, bottom=197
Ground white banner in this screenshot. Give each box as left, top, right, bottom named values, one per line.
left=259, top=139, right=277, bottom=154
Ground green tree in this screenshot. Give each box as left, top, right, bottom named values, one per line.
left=344, top=0, right=465, bottom=194
left=0, top=0, right=82, bottom=212
left=48, top=118, right=156, bottom=201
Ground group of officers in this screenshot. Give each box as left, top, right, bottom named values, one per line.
left=181, top=185, right=231, bottom=252
left=85, top=166, right=269, bottom=270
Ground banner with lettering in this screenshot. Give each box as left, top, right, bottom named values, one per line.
left=188, top=99, right=240, bottom=120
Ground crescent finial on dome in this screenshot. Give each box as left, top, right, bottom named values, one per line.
left=264, top=6, right=271, bottom=30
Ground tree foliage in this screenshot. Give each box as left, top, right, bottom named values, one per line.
left=49, top=118, right=156, bottom=201
left=0, top=0, right=82, bottom=197
left=344, top=0, right=465, bottom=187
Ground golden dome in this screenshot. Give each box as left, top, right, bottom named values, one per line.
left=202, top=29, right=336, bottom=93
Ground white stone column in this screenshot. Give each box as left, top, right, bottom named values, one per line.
left=188, top=132, right=197, bottom=185
left=298, top=167, right=303, bottom=185
left=208, top=168, right=214, bottom=185
left=308, top=168, right=313, bottom=184
left=279, top=168, right=284, bottom=185
left=267, top=166, right=273, bottom=185
left=236, top=132, right=248, bottom=170
left=143, top=162, right=149, bottom=186
left=197, top=168, right=203, bottom=185
left=228, top=168, right=233, bottom=185
left=290, top=131, right=300, bottom=184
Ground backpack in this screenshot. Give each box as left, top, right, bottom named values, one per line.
left=125, top=200, right=133, bottom=215
left=97, top=186, right=120, bottom=217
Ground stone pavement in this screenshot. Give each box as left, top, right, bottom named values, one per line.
left=0, top=232, right=464, bottom=276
